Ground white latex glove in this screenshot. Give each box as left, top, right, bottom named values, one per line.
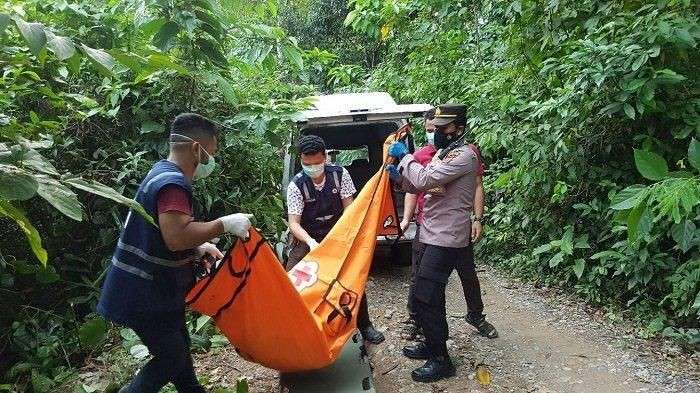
left=219, top=213, right=254, bottom=239
left=306, top=238, right=320, bottom=252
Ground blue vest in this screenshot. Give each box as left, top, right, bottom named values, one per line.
left=97, top=160, right=196, bottom=327
left=294, top=165, right=344, bottom=242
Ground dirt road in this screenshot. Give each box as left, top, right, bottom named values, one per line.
left=194, top=264, right=699, bottom=392
left=367, top=265, right=698, bottom=393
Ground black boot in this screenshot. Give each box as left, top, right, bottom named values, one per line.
left=411, top=356, right=456, bottom=383
left=466, top=314, right=499, bottom=339
left=402, top=341, right=429, bottom=360
left=360, top=325, right=385, bottom=345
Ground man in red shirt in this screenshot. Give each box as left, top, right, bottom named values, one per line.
left=399, top=109, right=498, bottom=340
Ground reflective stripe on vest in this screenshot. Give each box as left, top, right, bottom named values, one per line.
left=117, top=240, right=192, bottom=267
left=112, top=256, right=154, bottom=280
left=143, top=171, right=186, bottom=194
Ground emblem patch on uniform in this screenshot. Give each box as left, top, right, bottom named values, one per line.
left=288, top=260, right=319, bottom=292
left=444, top=149, right=463, bottom=163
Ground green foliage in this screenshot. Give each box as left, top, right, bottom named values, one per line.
left=347, top=0, right=699, bottom=344
left=0, top=0, right=315, bottom=388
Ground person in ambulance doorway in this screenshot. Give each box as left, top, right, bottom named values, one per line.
left=98, top=113, right=254, bottom=393
left=386, top=104, right=482, bottom=383
left=285, top=134, right=386, bottom=345
left=399, top=109, right=498, bottom=342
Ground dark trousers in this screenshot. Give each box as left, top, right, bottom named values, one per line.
left=123, top=318, right=204, bottom=393
left=412, top=243, right=479, bottom=358
left=407, top=226, right=484, bottom=320
left=286, top=237, right=373, bottom=330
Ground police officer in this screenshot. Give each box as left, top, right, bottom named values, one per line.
left=400, top=110, right=498, bottom=341
left=286, top=135, right=385, bottom=345
left=98, top=113, right=254, bottom=393
left=386, top=104, right=478, bottom=382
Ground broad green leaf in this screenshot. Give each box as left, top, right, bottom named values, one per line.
left=133, top=3, right=152, bottom=29
left=623, top=103, right=635, bottom=120
left=46, top=32, right=76, bottom=60
left=0, top=165, right=38, bottom=200
left=688, top=138, right=700, bottom=171
left=36, top=176, right=83, bottom=221
left=64, top=178, right=156, bottom=227
left=153, top=21, right=181, bottom=51
left=129, top=344, right=149, bottom=359
left=573, top=259, right=585, bottom=279
left=66, top=52, right=82, bottom=74
left=35, top=264, right=59, bottom=284
left=195, top=315, right=211, bottom=333
left=281, top=44, right=303, bottom=69
left=31, top=371, right=54, bottom=393
left=147, top=53, right=189, bottom=75
left=236, top=378, right=249, bottom=393
left=110, top=50, right=145, bottom=74
left=610, top=185, right=648, bottom=210
left=206, top=73, right=238, bottom=105
left=0, top=200, right=47, bottom=265
left=532, top=243, right=552, bottom=255
left=627, top=203, right=653, bottom=242
left=21, top=148, right=59, bottom=175
left=140, top=121, right=165, bottom=134
left=80, top=44, right=116, bottom=77
left=634, top=149, right=668, bottom=181
left=548, top=252, right=564, bottom=268
left=655, top=69, right=686, bottom=84
left=671, top=220, right=695, bottom=253
left=79, top=318, right=107, bottom=348
left=140, top=18, right=167, bottom=37
left=196, top=38, right=228, bottom=67
left=560, top=227, right=574, bottom=255
left=14, top=18, right=46, bottom=56
left=0, top=14, right=11, bottom=33
left=66, top=93, right=99, bottom=108
left=574, top=234, right=590, bottom=249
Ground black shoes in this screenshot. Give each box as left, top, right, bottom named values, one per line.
left=466, top=314, right=499, bottom=339
left=411, top=356, right=456, bottom=383
left=360, top=325, right=386, bottom=345
left=402, top=341, right=430, bottom=360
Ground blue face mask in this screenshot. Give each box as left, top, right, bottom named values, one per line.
left=302, top=163, right=325, bottom=179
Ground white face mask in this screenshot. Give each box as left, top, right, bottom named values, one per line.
left=426, top=132, right=435, bottom=146
left=170, top=133, right=216, bottom=180
left=302, top=163, right=325, bottom=179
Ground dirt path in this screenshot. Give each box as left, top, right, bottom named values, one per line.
left=368, top=265, right=699, bottom=393
left=194, top=264, right=699, bottom=392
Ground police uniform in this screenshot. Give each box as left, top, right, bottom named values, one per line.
left=98, top=160, right=204, bottom=393
left=397, top=140, right=478, bottom=359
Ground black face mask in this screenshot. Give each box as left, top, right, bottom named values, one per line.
left=434, top=130, right=456, bottom=149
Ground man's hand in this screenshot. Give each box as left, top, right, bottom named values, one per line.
left=219, top=213, right=254, bottom=239
left=471, top=221, right=483, bottom=243
left=385, top=164, right=400, bottom=181
left=197, top=242, right=223, bottom=270
left=306, top=238, right=320, bottom=252
left=388, top=142, right=408, bottom=161
left=400, top=218, right=410, bottom=233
